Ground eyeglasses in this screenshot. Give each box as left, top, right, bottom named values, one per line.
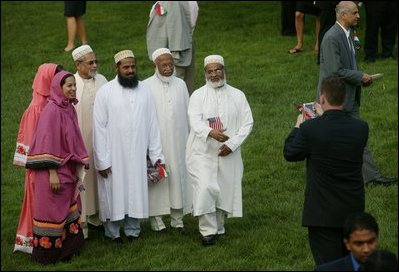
left=79, top=59, right=98, bottom=65
left=205, top=68, right=223, bottom=75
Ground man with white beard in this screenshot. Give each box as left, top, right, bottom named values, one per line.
left=72, top=44, right=108, bottom=239
left=143, top=48, right=192, bottom=234
left=186, top=55, right=254, bottom=246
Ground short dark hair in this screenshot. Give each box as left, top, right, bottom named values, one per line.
left=362, top=249, right=398, bottom=271
left=343, top=212, right=379, bottom=239
left=320, top=75, right=346, bottom=106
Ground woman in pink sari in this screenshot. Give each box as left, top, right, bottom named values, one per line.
left=13, top=63, right=63, bottom=253
left=26, top=70, right=89, bottom=264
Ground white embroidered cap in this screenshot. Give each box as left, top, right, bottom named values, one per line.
left=204, top=55, right=224, bottom=67
left=114, top=50, right=135, bottom=64
left=72, top=45, right=93, bottom=61
left=152, top=48, right=172, bottom=62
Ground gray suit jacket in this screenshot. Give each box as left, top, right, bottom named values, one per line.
left=317, top=23, right=363, bottom=116
left=146, top=1, right=192, bottom=67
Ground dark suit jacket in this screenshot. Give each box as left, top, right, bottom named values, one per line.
left=315, top=255, right=355, bottom=271
left=318, top=23, right=363, bottom=116
left=284, top=110, right=368, bottom=228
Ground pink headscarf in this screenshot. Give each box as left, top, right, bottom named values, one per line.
left=32, top=63, right=58, bottom=97
left=26, top=71, right=88, bottom=176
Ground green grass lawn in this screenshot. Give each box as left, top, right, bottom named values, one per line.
left=1, top=1, right=397, bottom=270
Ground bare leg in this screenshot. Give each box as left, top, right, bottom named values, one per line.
left=314, top=16, right=321, bottom=53
left=76, top=17, right=88, bottom=45
left=64, top=17, right=77, bottom=52
left=294, top=11, right=304, bottom=49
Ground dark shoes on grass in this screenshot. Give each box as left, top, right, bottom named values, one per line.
left=202, top=235, right=216, bottom=246
left=366, top=177, right=397, bottom=186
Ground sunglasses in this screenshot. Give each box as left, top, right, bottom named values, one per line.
left=79, top=59, right=98, bottom=65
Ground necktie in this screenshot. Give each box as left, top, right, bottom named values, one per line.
left=348, top=36, right=357, bottom=70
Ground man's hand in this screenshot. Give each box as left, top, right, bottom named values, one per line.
left=155, top=159, right=166, bottom=169
left=218, top=144, right=232, bottom=157
left=209, top=129, right=229, bottom=142
left=49, top=169, right=60, bottom=192
left=361, top=73, right=373, bottom=87
left=295, top=114, right=305, bottom=128
left=314, top=102, right=323, bottom=116
left=99, top=167, right=112, bottom=178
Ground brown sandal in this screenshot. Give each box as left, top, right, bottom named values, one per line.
left=288, top=48, right=304, bottom=54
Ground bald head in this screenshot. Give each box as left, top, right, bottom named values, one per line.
left=336, top=1, right=360, bottom=29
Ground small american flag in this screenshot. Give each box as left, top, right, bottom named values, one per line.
left=208, top=117, right=224, bottom=130
left=303, top=103, right=317, bottom=119
left=154, top=2, right=167, bottom=16
left=296, top=103, right=317, bottom=119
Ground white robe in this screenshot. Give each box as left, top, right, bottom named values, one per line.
left=74, top=72, right=107, bottom=223
left=186, top=83, right=253, bottom=217
left=93, top=77, right=164, bottom=221
left=143, top=74, right=192, bottom=216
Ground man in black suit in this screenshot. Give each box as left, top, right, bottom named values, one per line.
left=284, top=75, right=369, bottom=266
left=363, top=1, right=398, bottom=62
left=315, top=212, right=379, bottom=271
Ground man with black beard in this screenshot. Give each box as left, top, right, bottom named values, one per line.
left=93, top=49, right=164, bottom=243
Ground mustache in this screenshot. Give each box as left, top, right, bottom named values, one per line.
left=118, top=74, right=139, bottom=88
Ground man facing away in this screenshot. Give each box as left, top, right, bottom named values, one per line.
left=143, top=48, right=192, bottom=233
left=146, top=1, right=199, bottom=95
left=93, top=49, right=164, bottom=243
left=186, top=54, right=253, bottom=246
left=317, top=1, right=397, bottom=186
left=71, top=44, right=107, bottom=239
left=284, top=75, right=369, bottom=266
left=315, top=212, right=380, bottom=271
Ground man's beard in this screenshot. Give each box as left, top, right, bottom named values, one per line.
left=155, top=67, right=174, bottom=83
left=118, top=74, right=139, bottom=88
left=206, top=77, right=226, bottom=89
left=88, top=70, right=97, bottom=79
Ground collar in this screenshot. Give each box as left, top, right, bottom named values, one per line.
left=349, top=253, right=361, bottom=271
left=337, top=21, right=351, bottom=39
left=322, top=109, right=345, bottom=116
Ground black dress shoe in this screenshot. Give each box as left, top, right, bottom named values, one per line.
left=112, top=237, right=124, bottom=244
left=172, top=226, right=187, bottom=235
left=202, top=235, right=216, bottom=246
left=157, top=228, right=167, bottom=233
left=126, top=235, right=139, bottom=241
left=177, top=226, right=187, bottom=235
left=366, top=177, right=397, bottom=186
left=88, top=223, right=104, bottom=231
left=381, top=54, right=394, bottom=59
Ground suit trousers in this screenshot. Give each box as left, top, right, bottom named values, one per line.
left=364, top=2, right=398, bottom=59
left=362, top=147, right=383, bottom=182
left=308, top=226, right=349, bottom=266
left=349, top=111, right=383, bottom=183
left=280, top=1, right=296, bottom=36
left=175, top=41, right=196, bottom=95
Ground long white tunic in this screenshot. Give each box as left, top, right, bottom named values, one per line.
left=74, top=72, right=107, bottom=223
left=93, top=77, right=164, bottom=221
left=143, top=74, right=192, bottom=216
left=186, top=83, right=253, bottom=217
